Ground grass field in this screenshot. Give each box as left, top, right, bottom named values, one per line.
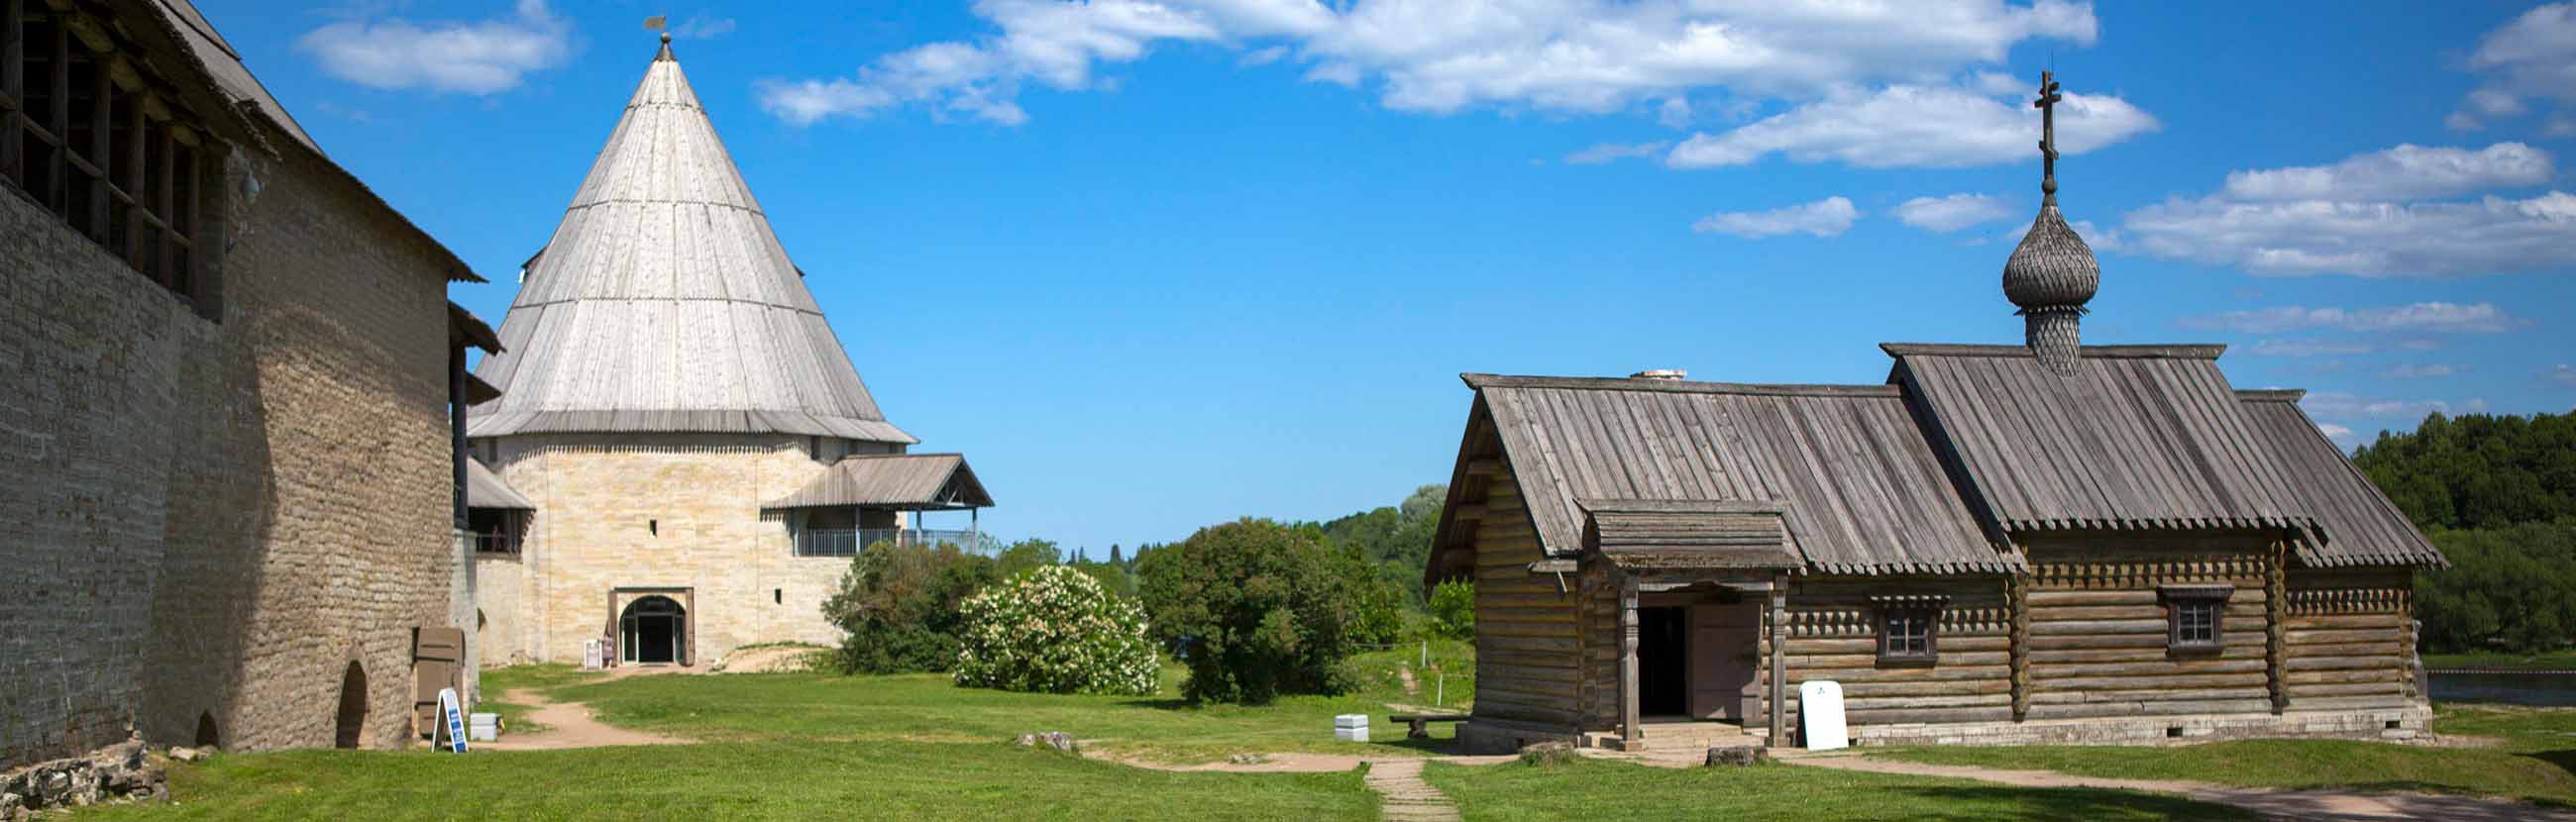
left=1423, top=758, right=2259, bottom=822
left=66, top=644, right=2255, bottom=820
left=1878, top=704, right=2576, bottom=810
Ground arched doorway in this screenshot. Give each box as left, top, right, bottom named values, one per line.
left=194, top=712, right=221, bottom=749
left=620, top=595, right=687, bottom=665
left=333, top=662, right=368, bottom=749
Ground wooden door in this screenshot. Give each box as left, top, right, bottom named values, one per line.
left=1688, top=602, right=1761, bottom=721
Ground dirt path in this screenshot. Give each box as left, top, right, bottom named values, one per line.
left=1787, top=752, right=2576, bottom=822
left=1103, top=751, right=1510, bottom=821
left=1365, top=759, right=1461, bottom=821
left=475, top=689, right=688, bottom=751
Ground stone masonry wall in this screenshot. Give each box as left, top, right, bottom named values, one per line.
left=480, top=434, right=852, bottom=666
left=0, top=123, right=466, bottom=768
left=132, top=141, right=463, bottom=754
left=0, top=188, right=217, bottom=770
left=473, top=555, right=527, bottom=668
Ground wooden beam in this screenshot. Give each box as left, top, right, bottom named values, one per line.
left=1768, top=572, right=1786, bottom=747
left=1451, top=502, right=1487, bottom=521
left=2267, top=539, right=2288, bottom=713
left=86, top=48, right=108, bottom=240
left=2009, top=570, right=2030, bottom=721
left=155, top=120, right=173, bottom=284
left=123, top=86, right=146, bottom=264
left=1619, top=571, right=1640, bottom=746
left=3, top=0, right=23, bottom=183
left=1464, top=458, right=1501, bottom=476
left=47, top=18, right=67, bottom=212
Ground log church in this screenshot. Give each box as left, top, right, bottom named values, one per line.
left=1424, top=74, right=2444, bottom=753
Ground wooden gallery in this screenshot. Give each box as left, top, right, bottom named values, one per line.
left=1422, top=76, right=2444, bottom=754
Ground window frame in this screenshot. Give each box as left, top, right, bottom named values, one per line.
left=2160, top=584, right=2233, bottom=655
left=1874, top=598, right=1943, bottom=668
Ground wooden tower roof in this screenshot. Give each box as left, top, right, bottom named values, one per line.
left=467, top=40, right=913, bottom=443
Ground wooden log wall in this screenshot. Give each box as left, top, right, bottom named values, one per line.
left=2281, top=567, right=2415, bottom=709
left=2020, top=534, right=2275, bottom=720
left=1759, top=575, right=2015, bottom=729
left=1578, top=559, right=1618, bottom=731
left=1467, top=471, right=1583, bottom=730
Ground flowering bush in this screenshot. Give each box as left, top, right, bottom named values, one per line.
left=953, top=565, right=1159, bottom=695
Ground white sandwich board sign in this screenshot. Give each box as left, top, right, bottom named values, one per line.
left=435, top=687, right=469, bottom=753
left=1799, top=679, right=1849, bottom=751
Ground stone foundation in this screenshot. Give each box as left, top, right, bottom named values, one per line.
left=1463, top=702, right=2432, bottom=755
left=0, top=737, right=164, bottom=820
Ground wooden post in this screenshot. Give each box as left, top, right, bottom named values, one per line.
left=47, top=20, right=67, bottom=212
left=2009, top=571, right=2030, bottom=721
left=85, top=50, right=106, bottom=240
left=122, top=90, right=147, bottom=265
left=155, top=121, right=172, bottom=282
left=449, top=344, right=469, bottom=529
left=1618, top=571, right=1640, bottom=747
left=3, top=0, right=24, bottom=183
left=2267, top=538, right=2289, bottom=713
left=1767, top=573, right=1786, bottom=747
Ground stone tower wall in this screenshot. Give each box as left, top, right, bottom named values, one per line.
left=478, top=433, right=856, bottom=666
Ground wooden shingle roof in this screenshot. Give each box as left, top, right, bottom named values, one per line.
left=765, top=455, right=993, bottom=511
left=2235, top=391, right=2445, bottom=567
left=1583, top=500, right=1804, bottom=570
left=466, top=43, right=911, bottom=443
left=465, top=458, right=534, bottom=510
left=1464, top=374, right=2015, bottom=575
left=1885, top=344, right=2312, bottom=533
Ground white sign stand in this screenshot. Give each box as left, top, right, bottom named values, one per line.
left=435, top=687, right=469, bottom=753
left=1799, top=680, right=1849, bottom=751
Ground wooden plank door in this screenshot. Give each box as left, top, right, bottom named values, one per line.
left=1689, top=602, right=1761, bottom=721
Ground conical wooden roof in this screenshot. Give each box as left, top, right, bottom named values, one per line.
left=469, top=41, right=913, bottom=444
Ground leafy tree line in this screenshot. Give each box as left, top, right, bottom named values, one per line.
left=2349, top=411, right=2576, bottom=654
left=818, top=483, right=1468, bottom=703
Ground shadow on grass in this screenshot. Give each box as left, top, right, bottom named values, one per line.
left=1883, top=784, right=2264, bottom=821
left=1116, top=697, right=1196, bottom=711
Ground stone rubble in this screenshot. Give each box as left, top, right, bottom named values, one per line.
left=0, top=736, right=166, bottom=820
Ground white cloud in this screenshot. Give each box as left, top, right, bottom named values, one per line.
left=2383, top=363, right=2464, bottom=379
left=672, top=16, right=737, bottom=40
left=2245, top=339, right=2378, bottom=358
left=1895, top=193, right=2012, bottom=233
left=1240, top=45, right=1289, bottom=66
left=1564, top=141, right=1670, bottom=165
left=2313, top=421, right=2357, bottom=445
left=2548, top=363, right=2576, bottom=387
left=1666, top=84, right=2156, bottom=168
left=2450, top=4, right=2576, bottom=133
left=1691, top=196, right=1858, bottom=239
left=1657, top=97, right=1692, bottom=130
left=297, top=0, right=571, bottom=95
left=1998, top=216, right=2120, bottom=251
left=2300, top=391, right=2464, bottom=419
left=2124, top=190, right=2576, bottom=277
left=762, top=0, right=2109, bottom=128
left=2220, top=144, right=2553, bottom=203
left=2174, top=302, right=2527, bottom=335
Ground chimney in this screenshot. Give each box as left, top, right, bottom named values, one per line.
left=1630, top=369, right=1687, bottom=381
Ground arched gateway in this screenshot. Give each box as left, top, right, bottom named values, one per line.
left=619, top=595, right=688, bottom=665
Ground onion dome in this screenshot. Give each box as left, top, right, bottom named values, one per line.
left=2003, top=71, right=2097, bottom=374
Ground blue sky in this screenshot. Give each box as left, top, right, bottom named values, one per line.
left=203, top=1, right=2576, bottom=553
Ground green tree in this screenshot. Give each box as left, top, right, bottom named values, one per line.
left=1136, top=518, right=1368, bottom=703
left=2347, top=410, right=2576, bottom=653
left=820, top=541, right=998, bottom=673
left=995, top=538, right=1061, bottom=578
left=1428, top=578, right=1475, bottom=641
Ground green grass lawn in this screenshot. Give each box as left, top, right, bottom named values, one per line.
left=2424, top=649, right=2576, bottom=669
left=1424, top=758, right=2258, bottom=821
left=71, top=644, right=2252, bottom=821
left=80, top=742, right=1374, bottom=821
left=1876, top=704, right=2576, bottom=810
left=476, top=664, right=608, bottom=733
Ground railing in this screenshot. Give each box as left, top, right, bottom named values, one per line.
left=466, top=532, right=519, bottom=555
left=795, top=528, right=984, bottom=558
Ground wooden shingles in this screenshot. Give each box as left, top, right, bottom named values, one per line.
left=2235, top=393, right=2444, bottom=567
left=764, top=454, right=995, bottom=510
left=467, top=46, right=910, bottom=443
left=1465, top=374, right=2010, bottom=575
left=1884, top=344, right=2310, bottom=533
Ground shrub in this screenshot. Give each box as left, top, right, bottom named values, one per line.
left=1137, top=518, right=1368, bottom=703
left=1429, top=578, right=1475, bottom=641
left=821, top=540, right=997, bottom=673
left=953, top=565, right=1159, bottom=695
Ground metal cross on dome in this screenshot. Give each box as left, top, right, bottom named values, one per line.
left=2035, top=70, right=2064, bottom=204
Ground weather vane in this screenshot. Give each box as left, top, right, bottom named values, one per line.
left=2034, top=70, right=2063, bottom=204
left=645, top=15, right=670, bottom=44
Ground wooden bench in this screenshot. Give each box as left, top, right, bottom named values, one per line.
left=1387, top=713, right=1471, bottom=740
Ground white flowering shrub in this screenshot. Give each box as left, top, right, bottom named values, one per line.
left=953, top=565, right=1160, bottom=695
